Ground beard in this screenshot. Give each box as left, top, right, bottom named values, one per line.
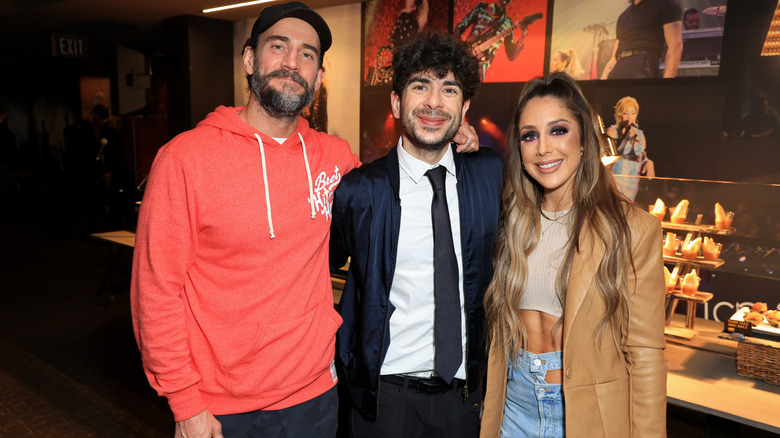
left=250, top=59, right=315, bottom=119
left=400, top=107, right=462, bottom=152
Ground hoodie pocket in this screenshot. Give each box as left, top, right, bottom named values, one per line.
left=206, top=299, right=342, bottom=397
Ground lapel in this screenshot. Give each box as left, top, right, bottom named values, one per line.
left=563, top=226, right=605, bottom=342
left=385, top=146, right=401, bottom=201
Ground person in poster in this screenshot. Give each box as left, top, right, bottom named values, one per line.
left=455, top=0, right=526, bottom=79
left=549, top=48, right=586, bottom=79
left=607, top=96, right=655, bottom=201
left=600, top=0, right=683, bottom=79
left=363, top=0, right=448, bottom=86
left=453, top=0, right=546, bottom=83
left=683, top=7, right=700, bottom=29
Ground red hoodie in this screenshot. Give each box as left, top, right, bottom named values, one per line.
left=131, top=106, right=359, bottom=421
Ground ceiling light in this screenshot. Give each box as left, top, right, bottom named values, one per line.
left=203, top=0, right=274, bottom=14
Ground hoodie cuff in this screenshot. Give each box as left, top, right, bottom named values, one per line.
left=167, top=384, right=207, bottom=422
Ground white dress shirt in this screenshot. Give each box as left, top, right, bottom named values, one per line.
left=380, top=139, right=467, bottom=380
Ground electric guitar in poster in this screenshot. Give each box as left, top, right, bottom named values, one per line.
left=468, top=12, right=543, bottom=63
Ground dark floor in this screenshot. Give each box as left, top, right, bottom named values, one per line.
left=0, top=217, right=171, bottom=437
left=0, top=214, right=778, bottom=437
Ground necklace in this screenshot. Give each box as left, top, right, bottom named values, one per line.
left=539, top=208, right=571, bottom=241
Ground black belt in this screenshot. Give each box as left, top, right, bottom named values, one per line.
left=616, top=49, right=650, bottom=61
left=381, top=375, right=465, bottom=395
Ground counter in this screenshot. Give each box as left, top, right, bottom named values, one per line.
left=665, top=315, right=780, bottom=433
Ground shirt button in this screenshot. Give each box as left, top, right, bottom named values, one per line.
left=566, top=368, right=573, bottom=378
left=537, top=388, right=545, bottom=396
left=533, top=359, right=542, bottom=366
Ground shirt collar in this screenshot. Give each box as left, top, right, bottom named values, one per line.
left=396, top=137, right=457, bottom=184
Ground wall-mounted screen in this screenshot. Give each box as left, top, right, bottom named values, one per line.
left=453, top=0, right=548, bottom=83
left=362, top=0, right=451, bottom=86
left=549, top=0, right=727, bottom=80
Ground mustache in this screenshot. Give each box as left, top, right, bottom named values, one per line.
left=266, top=69, right=308, bottom=89
left=412, top=108, right=452, bottom=121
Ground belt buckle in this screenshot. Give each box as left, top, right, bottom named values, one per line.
left=618, top=49, right=638, bottom=61
left=413, top=377, right=448, bottom=395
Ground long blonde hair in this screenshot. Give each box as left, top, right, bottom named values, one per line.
left=484, top=72, right=636, bottom=360
left=551, top=48, right=585, bottom=79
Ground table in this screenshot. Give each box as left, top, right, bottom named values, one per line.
left=91, top=231, right=350, bottom=305
left=90, top=230, right=136, bottom=248
left=665, top=315, right=780, bottom=433
left=90, top=230, right=136, bottom=296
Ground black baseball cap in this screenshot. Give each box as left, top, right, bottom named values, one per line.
left=248, top=1, right=332, bottom=56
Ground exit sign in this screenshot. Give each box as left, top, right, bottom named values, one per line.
left=52, top=35, right=88, bottom=59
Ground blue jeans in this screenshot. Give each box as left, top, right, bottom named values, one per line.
left=501, top=350, right=564, bottom=438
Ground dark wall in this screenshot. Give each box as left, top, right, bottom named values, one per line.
left=0, top=14, right=234, bottom=229
left=163, top=15, right=235, bottom=139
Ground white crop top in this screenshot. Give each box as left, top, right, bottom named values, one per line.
left=519, top=209, right=570, bottom=318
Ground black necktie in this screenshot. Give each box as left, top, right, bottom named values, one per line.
left=425, top=166, right=462, bottom=384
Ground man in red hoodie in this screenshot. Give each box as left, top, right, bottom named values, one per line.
left=131, top=3, right=479, bottom=437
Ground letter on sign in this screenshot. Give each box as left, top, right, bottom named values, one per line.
left=51, top=35, right=88, bottom=59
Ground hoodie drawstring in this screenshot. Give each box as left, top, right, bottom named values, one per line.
left=254, top=133, right=317, bottom=240
left=255, top=134, right=275, bottom=239
left=299, top=132, right=317, bottom=220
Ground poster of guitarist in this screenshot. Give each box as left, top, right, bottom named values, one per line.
left=454, top=0, right=547, bottom=82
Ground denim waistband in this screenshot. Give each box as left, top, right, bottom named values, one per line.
left=511, top=350, right=562, bottom=372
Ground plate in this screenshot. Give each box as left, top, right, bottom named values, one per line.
left=729, top=307, right=780, bottom=338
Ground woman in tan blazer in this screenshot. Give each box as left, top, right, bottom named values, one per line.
left=481, top=73, right=666, bottom=437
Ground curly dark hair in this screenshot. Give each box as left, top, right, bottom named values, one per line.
left=392, top=31, right=481, bottom=101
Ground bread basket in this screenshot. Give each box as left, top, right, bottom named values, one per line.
left=736, top=337, right=780, bottom=385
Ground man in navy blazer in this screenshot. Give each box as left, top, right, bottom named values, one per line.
left=330, top=31, right=503, bottom=437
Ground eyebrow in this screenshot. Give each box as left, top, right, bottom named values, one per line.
left=407, top=76, right=463, bottom=90
left=519, top=118, right=570, bottom=131
left=266, top=35, right=320, bottom=57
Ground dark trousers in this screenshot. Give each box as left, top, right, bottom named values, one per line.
left=350, top=376, right=481, bottom=438
left=215, top=385, right=338, bottom=438
left=608, top=52, right=660, bottom=79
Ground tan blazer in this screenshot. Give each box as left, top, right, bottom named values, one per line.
left=481, top=209, right=667, bottom=437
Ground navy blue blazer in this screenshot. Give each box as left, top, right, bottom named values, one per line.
left=330, top=144, right=503, bottom=419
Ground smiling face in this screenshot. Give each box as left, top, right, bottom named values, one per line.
left=391, top=70, right=470, bottom=162
left=243, top=17, right=323, bottom=119
left=518, top=96, right=582, bottom=209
